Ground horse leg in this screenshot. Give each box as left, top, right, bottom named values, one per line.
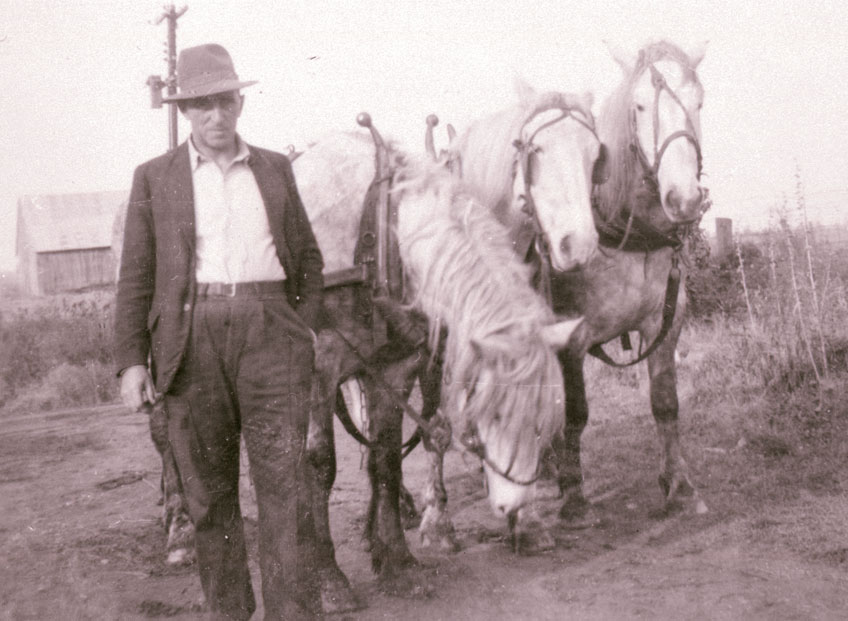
left=362, top=357, right=420, bottom=579
left=149, top=402, right=195, bottom=565
left=555, top=350, right=595, bottom=522
left=416, top=357, right=459, bottom=552
left=647, top=337, right=709, bottom=515
left=306, top=373, right=362, bottom=614
left=398, top=480, right=420, bottom=530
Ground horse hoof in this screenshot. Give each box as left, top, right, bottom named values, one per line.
left=659, top=474, right=707, bottom=515
left=399, top=486, right=421, bottom=530
left=166, top=547, right=194, bottom=566
left=420, top=530, right=461, bottom=553
left=378, top=569, right=433, bottom=600
left=438, top=533, right=461, bottom=553
left=512, top=526, right=556, bottom=555
left=559, top=493, right=590, bottom=520
left=401, top=509, right=422, bottom=531
left=664, top=492, right=709, bottom=516
left=320, top=574, right=364, bottom=615
left=418, top=508, right=459, bottom=552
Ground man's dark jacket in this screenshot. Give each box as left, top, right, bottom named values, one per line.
left=114, top=140, right=324, bottom=393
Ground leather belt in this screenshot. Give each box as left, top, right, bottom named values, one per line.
left=196, top=280, right=287, bottom=298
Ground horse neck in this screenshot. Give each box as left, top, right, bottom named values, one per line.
left=564, top=243, right=683, bottom=352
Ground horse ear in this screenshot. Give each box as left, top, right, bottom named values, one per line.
left=540, top=318, right=584, bottom=350
left=513, top=75, right=537, bottom=103
left=603, top=40, right=633, bottom=74
left=446, top=124, right=457, bottom=143
left=689, top=40, right=708, bottom=68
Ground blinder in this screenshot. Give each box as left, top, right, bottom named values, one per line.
left=512, top=138, right=541, bottom=189
left=592, top=143, right=610, bottom=185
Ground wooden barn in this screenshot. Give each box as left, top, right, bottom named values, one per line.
left=16, top=191, right=128, bottom=296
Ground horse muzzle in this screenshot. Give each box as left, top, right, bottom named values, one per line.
left=484, top=461, right=537, bottom=517
left=663, top=185, right=707, bottom=223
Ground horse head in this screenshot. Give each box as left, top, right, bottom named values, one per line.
left=451, top=88, right=603, bottom=272
left=511, top=90, right=604, bottom=271
left=463, top=317, right=583, bottom=516
left=603, top=40, right=708, bottom=225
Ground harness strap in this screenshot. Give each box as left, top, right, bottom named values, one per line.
left=588, top=252, right=681, bottom=367
left=322, top=316, right=542, bottom=486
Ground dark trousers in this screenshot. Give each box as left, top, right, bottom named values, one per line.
left=165, top=293, right=322, bottom=620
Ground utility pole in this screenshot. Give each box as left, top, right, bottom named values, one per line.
left=147, top=4, right=188, bottom=151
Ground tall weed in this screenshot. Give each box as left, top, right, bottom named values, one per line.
left=686, top=184, right=848, bottom=403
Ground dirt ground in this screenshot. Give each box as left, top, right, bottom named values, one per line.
left=2, top=362, right=847, bottom=621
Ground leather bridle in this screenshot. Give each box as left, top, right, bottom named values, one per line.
left=512, top=104, right=607, bottom=305
left=630, top=61, right=703, bottom=188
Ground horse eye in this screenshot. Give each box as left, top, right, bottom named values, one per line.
left=636, top=104, right=645, bottom=112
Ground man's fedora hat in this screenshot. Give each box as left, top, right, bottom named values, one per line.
left=162, top=43, right=257, bottom=102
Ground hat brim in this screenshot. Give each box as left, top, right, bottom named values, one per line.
left=162, top=79, right=258, bottom=102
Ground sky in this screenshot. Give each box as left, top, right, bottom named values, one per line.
left=2, top=0, right=847, bottom=272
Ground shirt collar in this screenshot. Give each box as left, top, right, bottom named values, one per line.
left=187, top=134, right=251, bottom=171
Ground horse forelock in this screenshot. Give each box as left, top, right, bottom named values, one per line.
left=451, top=108, right=524, bottom=220
left=596, top=78, right=639, bottom=221
left=526, top=91, right=595, bottom=132
left=638, top=39, right=703, bottom=77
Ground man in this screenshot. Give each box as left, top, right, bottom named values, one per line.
left=114, top=43, right=324, bottom=620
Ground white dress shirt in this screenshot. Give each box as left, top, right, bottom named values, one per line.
left=189, top=136, right=287, bottom=283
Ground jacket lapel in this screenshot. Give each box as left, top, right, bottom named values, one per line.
left=163, top=142, right=196, bottom=255
left=248, top=146, right=295, bottom=276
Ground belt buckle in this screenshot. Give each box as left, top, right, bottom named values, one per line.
left=225, top=282, right=237, bottom=297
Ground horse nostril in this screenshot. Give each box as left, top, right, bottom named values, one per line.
left=559, top=236, right=571, bottom=257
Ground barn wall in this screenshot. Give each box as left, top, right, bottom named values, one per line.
left=18, top=246, right=37, bottom=296
left=36, top=248, right=116, bottom=294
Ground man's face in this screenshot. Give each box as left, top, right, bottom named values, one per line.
left=182, top=91, right=243, bottom=155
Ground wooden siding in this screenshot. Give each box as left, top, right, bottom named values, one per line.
left=35, top=248, right=116, bottom=295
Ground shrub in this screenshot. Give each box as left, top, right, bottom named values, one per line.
left=0, top=292, right=116, bottom=411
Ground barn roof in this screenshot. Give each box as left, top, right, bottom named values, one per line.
left=16, top=190, right=127, bottom=254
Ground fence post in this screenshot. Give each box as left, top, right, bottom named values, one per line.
left=715, top=217, right=733, bottom=262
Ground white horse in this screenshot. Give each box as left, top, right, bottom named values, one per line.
left=552, top=40, right=711, bottom=522
left=294, top=129, right=583, bottom=610
left=397, top=87, right=607, bottom=551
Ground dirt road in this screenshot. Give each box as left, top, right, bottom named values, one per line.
left=1, top=377, right=846, bottom=620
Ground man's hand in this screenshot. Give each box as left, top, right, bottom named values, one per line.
left=119, top=365, right=160, bottom=413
